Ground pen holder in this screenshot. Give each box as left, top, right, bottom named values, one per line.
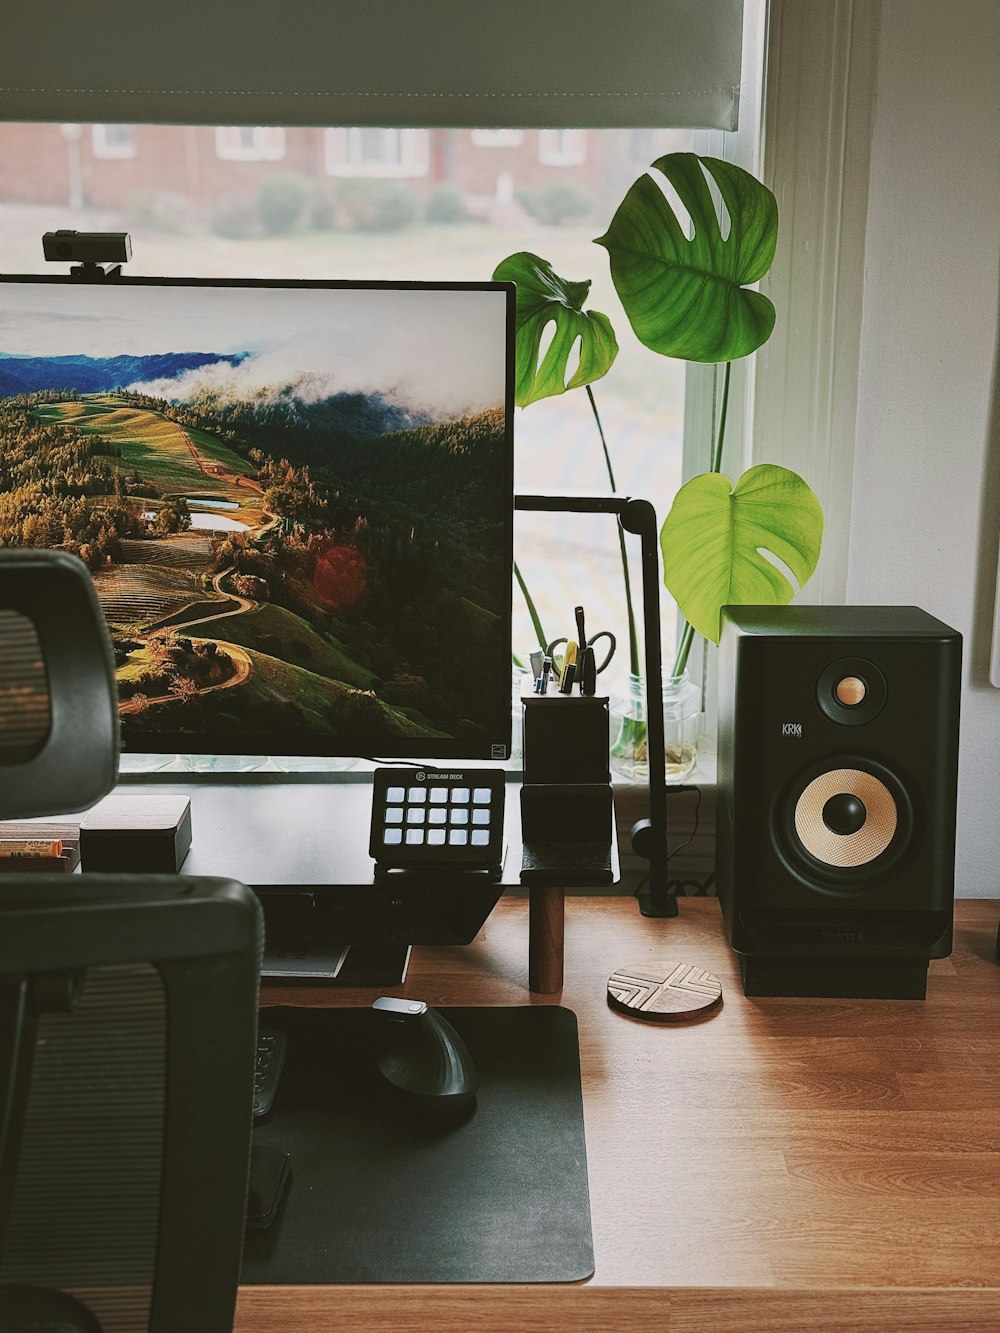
left=521, top=694, right=610, bottom=785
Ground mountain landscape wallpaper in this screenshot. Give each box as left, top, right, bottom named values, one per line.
left=0, top=280, right=512, bottom=755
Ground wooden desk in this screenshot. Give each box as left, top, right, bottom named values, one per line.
left=236, top=896, right=1000, bottom=1332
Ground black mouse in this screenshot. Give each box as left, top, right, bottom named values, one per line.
left=371, top=996, right=478, bottom=1116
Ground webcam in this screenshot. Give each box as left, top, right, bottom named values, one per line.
left=42, top=229, right=132, bottom=273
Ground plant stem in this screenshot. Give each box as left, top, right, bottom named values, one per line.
left=586, top=384, right=640, bottom=677
left=672, top=620, right=695, bottom=677
left=672, top=361, right=732, bottom=677
left=587, top=382, right=619, bottom=490
left=514, top=559, right=547, bottom=652
left=709, top=360, right=732, bottom=475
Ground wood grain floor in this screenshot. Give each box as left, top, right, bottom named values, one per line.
left=237, top=896, right=1000, bottom=1332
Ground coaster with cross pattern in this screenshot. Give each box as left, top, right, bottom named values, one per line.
left=607, top=961, right=723, bottom=1022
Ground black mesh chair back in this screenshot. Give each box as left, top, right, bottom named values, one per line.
left=0, top=550, right=261, bottom=1333
left=0, top=549, right=118, bottom=820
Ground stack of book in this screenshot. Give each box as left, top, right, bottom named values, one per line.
left=0, top=822, right=81, bottom=873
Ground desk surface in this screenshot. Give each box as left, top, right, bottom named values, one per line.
left=236, top=895, right=1000, bottom=1332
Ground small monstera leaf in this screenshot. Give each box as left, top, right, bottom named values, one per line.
left=661, top=464, right=823, bottom=643
left=595, top=153, right=778, bottom=363
left=493, top=251, right=618, bottom=407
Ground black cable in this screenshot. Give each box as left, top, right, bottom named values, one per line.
left=665, top=784, right=702, bottom=864
left=633, top=786, right=714, bottom=899
left=365, top=757, right=443, bottom=768
left=671, top=873, right=715, bottom=897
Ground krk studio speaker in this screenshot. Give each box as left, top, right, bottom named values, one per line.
left=717, top=606, right=961, bottom=999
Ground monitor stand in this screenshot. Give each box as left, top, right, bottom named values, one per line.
left=98, top=779, right=614, bottom=991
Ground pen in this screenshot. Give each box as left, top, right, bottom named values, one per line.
left=537, top=655, right=553, bottom=694
left=558, top=640, right=578, bottom=693
left=580, top=645, right=597, bottom=696
left=575, top=605, right=586, bottom=652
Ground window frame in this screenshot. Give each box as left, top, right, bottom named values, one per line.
left=665, top=0, right=766, bottom=747
left=749, top=0, right=877, bottom=610
left=674, top=0, right=876, bottom=750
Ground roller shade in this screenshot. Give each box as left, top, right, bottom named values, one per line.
left=0, top=1, right=744, bottom=130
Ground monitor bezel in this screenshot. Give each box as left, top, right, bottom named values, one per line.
left=0, top=273, right=515, bottom=761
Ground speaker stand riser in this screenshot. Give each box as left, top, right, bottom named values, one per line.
left=738, top=954, right=929, bottom=1000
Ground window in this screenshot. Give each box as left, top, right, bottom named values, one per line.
left=0, top=97, right=776, bottom=772
left=538, top=129, right=588, bottom=166
left=91, top=124, right=136, bottom=159
left=0, top=0, right=772, bottom=771
left=470, top=130, right=525, bottom=148
left=215, top=127, right=286, bottom=161
left=324, top=128, right=429, bottom=177
left=0, top=122, right=696, bottom=753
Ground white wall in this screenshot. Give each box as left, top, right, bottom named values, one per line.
left=849, top=0, right=1000, bottom=895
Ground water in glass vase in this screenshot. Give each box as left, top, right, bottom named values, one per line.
left=609, top=671, right=700, bottom=783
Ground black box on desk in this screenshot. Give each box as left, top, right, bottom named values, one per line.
left=521, top=695, right=610, bottom=784
left=80, top=794, right=192, bottom=873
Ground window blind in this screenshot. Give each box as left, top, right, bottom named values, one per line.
left=0, top=1, right=744, bottom=130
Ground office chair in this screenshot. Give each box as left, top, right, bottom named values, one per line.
left=0, top=550, right=262, bottom=1333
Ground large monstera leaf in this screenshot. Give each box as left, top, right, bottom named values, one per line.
left=661, top=464, right=823, bottom=643
left=595, top=153, right=778, bottom=363
left=493, top=251, right=618, bottom=407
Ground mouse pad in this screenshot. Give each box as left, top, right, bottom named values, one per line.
left=241, top=1005, right=594, bottom=1284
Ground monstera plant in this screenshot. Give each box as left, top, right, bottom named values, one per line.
left=496, top=152, right=824, bottom=686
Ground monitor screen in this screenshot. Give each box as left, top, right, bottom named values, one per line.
left=0, top=276, right=514, bottom=759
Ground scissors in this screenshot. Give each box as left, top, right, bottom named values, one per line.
left=545, top=629, right=616, bottom=678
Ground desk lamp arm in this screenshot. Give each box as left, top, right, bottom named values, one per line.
left=513, top=493, right=676, bottom=917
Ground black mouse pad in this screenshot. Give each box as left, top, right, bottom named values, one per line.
left=241, top=1005, right=594, bottom=1284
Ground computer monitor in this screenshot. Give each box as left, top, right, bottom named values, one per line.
left=0, top=275, right=514, bottom=762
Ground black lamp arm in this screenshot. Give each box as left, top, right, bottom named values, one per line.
left=513, top=493, right=676, bottom=916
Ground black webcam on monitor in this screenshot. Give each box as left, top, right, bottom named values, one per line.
left=42, top=228, right=132, bottom=280
left=41, top=228, right=132, bottom=264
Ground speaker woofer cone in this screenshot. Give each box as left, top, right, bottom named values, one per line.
left=793, top=768, right=897, bottom=868
left=772, top=754, right=914, bottom=890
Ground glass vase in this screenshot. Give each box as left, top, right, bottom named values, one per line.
left=609, top=671, right=700, bottom=783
